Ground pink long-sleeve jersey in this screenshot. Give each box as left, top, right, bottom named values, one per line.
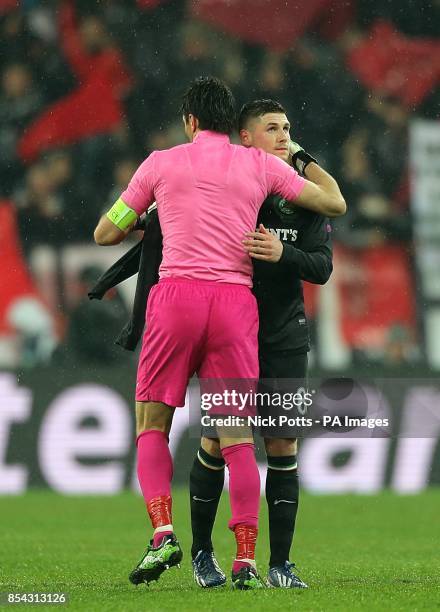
left=121, top=130, right=306, bottom=286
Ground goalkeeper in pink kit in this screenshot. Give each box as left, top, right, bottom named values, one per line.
left=94, top=77, right=345, bottom=589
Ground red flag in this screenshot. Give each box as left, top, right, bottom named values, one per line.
left=18, top=1, right=132, bottom=163
left=347, top=21, right=440, bottom=107
left=18, top=77, right=123, bottom=163
left=58, top=0, right=132, bottom=95
left=191, top=0, right=333, bottom=52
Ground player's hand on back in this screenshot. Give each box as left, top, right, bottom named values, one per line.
left=243, top=223, right=283, bottom=263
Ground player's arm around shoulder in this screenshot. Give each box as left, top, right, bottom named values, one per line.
left=295, top=164, right=346, bottom=218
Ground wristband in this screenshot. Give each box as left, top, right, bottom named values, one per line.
left=106, top=198, right=138, bottom=230
left=289, top=141, right=318, bottom=176
left=292, top=149, right=318, bottom=176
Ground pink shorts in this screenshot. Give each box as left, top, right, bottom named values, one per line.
left=136, top=278, right=259, bottom=406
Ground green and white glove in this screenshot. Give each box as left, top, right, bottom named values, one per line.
left=289, top=141, right=318, bottom=175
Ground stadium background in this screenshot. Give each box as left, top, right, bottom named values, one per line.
left=0, top=1, right=439, bottom=609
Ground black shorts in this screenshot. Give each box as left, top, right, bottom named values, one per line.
left=199, top=349, right=309, bottom=440
left=258, top=349, right=308, bottom=438
left=260, top=348, right=308, bottom=380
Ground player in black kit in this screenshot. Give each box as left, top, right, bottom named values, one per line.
left=190, top=100, right=333, bottom=589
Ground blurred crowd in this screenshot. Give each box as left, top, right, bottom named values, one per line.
left=0, top=0, right=438, bottom=368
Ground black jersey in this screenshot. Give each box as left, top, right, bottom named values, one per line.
left=90, top=194, right=332, bottom=353
left=254, top=195, right=333, bottom=352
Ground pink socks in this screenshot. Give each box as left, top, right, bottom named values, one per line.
left=221, top=443, right=260, bottom=569
left=221, top=442, right=260, bottom=530
left=137, top=434, right=261, bottom=558
left=137, top=430, right=174, bottom=546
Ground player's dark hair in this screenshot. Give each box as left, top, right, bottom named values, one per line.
left=180, top=76, right=236, bottom=135
left=238, top=99, right=286, bottom=131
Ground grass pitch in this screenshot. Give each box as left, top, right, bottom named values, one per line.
left=1, top=490, right=439, bottom=611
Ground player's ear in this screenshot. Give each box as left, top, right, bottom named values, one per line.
left=240, top=129, right=252, bottom=147
left=189, top=114, right=198, bottom=133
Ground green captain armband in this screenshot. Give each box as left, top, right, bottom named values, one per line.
left=106, top=198, right=138, bottom=230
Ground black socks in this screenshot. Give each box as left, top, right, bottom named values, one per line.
left=265, top=455, right=299, bottom=567
left=190, top=448, right=300, bottom=568
left=190, top=447, right=225, bottom=559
